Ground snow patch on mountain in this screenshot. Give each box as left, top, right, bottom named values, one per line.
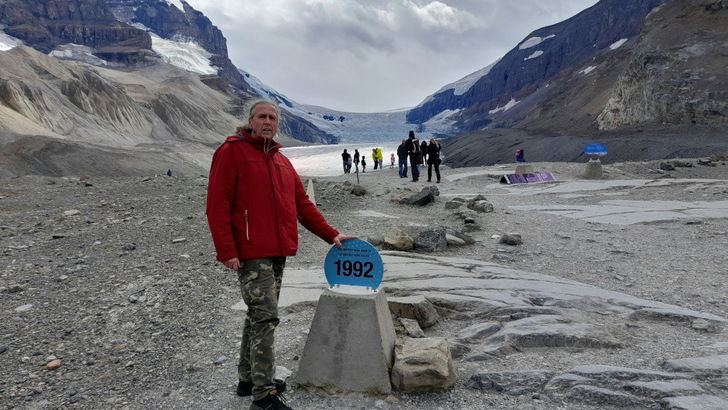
left=0, top=30, right=22, bottom=51
left=164, top=0, right=185, bottom=11
left=433, top=59, right=500, bottom=97
left=524, top=50, right=543, bottom=61
left=519, top=34, right=556, bottom=50
left=580, top=66, right=597, bottom=75
left=150, top=33, right=217, bottom=75
left=50, top=44, right=125, bottom=67
left=609, top=38, right=629, bottom=50
left=489, top=98, right=519, bottom=114
left=423, top=109, right=460, bottom=134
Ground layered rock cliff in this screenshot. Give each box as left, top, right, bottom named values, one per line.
left=0, top=0, right=153, bottom=63
left=597, top=0, right=728, bottom=129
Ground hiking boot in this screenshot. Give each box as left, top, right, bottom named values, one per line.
left=249, top=390, right=292, bottom=410
left=237, top=380, right=287, bottom=397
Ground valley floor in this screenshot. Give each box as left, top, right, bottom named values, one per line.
left=1, top=157, right=727, bottom=409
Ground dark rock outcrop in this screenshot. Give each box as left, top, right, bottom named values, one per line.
left=0, top=0, right=153, bottom=64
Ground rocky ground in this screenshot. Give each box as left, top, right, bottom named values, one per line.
left=1, top=156, right=727, bottom=409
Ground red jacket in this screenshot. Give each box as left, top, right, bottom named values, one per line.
left=206, top=133, right=339, bottom=262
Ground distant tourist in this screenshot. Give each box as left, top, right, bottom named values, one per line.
left=397, top=140, right=408, bottom=178
left=342, top=149, right=351, bottom=173
left=167, top=169, right=172, bottom=177
left=377, top=148, right=384, bottom=169
left=361, top=157, right=366, bottom=172
left=516, top=149, right=525, bottom=163
left=406, top=131, right=421, bottom=182
left=421, top=140, right=428, bottom=164
left=353, top=149, right=360, bottom=173
left=372, top=148, right=378, bottom=170
left=390, top=153, right=395, bottom=168
left=427, top=139, right=442, bottom=183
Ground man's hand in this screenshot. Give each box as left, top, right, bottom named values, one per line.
left=223, top=257, right=240, bottom=270
left=333, top=234, right=358, bottom=249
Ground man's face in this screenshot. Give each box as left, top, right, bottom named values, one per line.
left=248, top=104, right=278, bottom=139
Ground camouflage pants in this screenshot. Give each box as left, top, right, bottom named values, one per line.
left=237, top=257, right=286, bottom=400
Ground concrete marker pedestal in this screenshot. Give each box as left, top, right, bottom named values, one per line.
left=295, top=287, right=396, bottom=394
left=583, top=158, right=603, bottom=179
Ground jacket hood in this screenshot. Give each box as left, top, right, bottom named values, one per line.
left=226, top=131, right=282, bottom=154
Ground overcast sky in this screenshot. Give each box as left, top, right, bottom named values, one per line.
left=184, top=0, right=600, bottom=113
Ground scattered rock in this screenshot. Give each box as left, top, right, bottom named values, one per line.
left=14, top=304, right=33, bottom=312
left=499, top=233, right=522, bottom=245
left=351, top=185, right=367, bottom=196
left=399, top=318, right=425, bottom=338
left=414, top=227, right=447, bottom=253
left=213, top=356, right=228, bottom=365
left=391, top=337, right=456, bottom=393
left=445, top=234, right=466, bottom=246
left=401, top=186, right=439, bottom=206
left=383, top=228, right=414, bottom=251
left=388, top=295, right=439, bottom=328
left=46, top=359, right=61, bottom=370
left=467, top=199, right=494, bottom=213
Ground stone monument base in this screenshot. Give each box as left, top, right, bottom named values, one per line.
left=295, top=288, right=396, bottom=394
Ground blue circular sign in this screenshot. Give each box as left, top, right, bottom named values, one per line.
left=324, top=239, right=384, bottom=290
left=584, top=143, right=608, bottom=156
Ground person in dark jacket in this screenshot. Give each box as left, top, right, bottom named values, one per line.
left=427, top=138, right=442, bottom=183
left=405, top=131, right=420, bottom=182
left=207, top=100, right=356, bottom=410
left=516, top=149, right=525, bottom=163
left=420, top=140, right=428, bottom=165
left=353, top=149, right=360, bottom=173
left=341, top=149, right=351, bottom=173
left=396, top=140, right=408, bottom=178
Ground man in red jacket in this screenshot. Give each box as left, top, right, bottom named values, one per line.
left=207, top=100, right=355, bottom=410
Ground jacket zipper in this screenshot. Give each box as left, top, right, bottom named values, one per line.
left=245, top=209, right=249, bottom=241
left=270, top=160, right=284, bottom=255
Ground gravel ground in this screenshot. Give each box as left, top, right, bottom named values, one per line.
left=1, top=157, right=727, bottom=409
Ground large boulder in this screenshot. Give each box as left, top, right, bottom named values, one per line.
left=401, top=186, right=439, bottom=206
left=383, top=228, right=414, bottom=251
left=414, top=227, right=447, bottom=253
left=391, top=337, right=456, bottom=393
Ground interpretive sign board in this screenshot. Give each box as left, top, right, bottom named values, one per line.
left=324, top=239, right=384, bottom=290
left=500, top=172, right=555, bottom=185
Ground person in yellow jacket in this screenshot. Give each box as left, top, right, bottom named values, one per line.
left=375, top=148, right=383, bottom=170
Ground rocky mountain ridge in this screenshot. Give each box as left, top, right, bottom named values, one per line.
left=0, top=0, right=335, bottom=176
left=410, top=0, right=728, bottom=156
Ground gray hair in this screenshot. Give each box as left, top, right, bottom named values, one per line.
left=247, top=99, right=280, bottom=122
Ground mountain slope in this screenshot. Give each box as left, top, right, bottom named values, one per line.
left=407, top=0, right=672, bottom=132
left=0, top=0, right=336, bottom=160
left=423, top=0, right=728, bottom=166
